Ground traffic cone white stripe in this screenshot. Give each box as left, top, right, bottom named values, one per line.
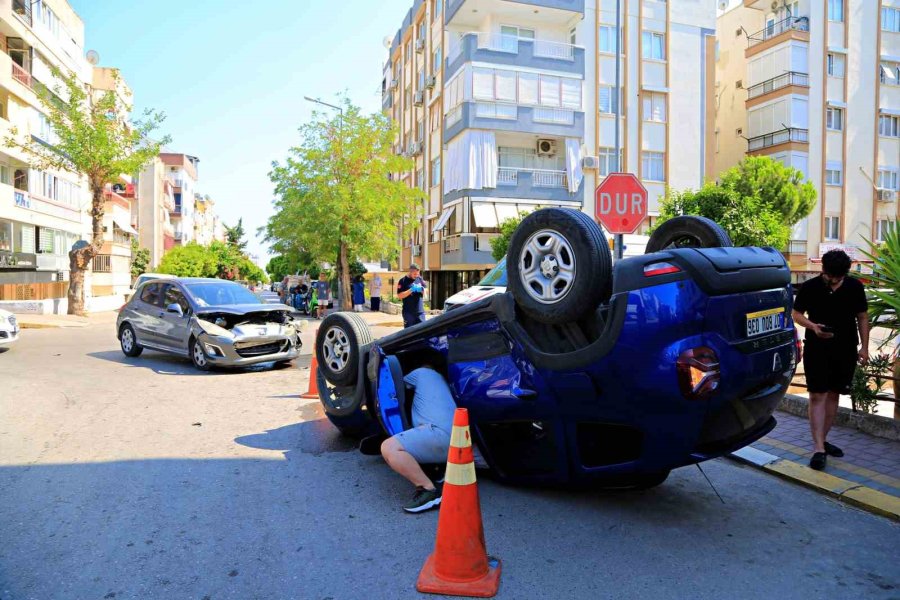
left=450, top=425, right=471, bottom=449
left=444, top=461, right=476, bottom=486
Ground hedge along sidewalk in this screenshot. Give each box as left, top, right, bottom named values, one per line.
left=731, top=410, right=900, bottom=522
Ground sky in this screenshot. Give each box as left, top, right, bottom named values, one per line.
left=69, top=0, right=413, bottom=267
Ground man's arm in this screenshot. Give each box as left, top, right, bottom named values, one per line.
left=857, top=311, right=870, bottom=363
left=791, top=309, right=830, bottom=339
left=398, top=289, right=413, bottom=299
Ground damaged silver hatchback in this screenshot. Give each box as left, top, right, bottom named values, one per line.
left=116, top=278, right=303, bottom=371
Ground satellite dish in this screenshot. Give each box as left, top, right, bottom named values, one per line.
left=86, top=50, right=100, bottom=65
left=383, top=36, right=392, bottom=49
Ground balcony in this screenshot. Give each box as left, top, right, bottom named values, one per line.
left=498, top=167, right=567, bottom=188
left=11, top=62, right=31, bottom=89
left=445, top=32, right=584, bottom=79
left=441, top=234, right=496, bottom=268
left=746, top=71, right=809, bottom=101
left=12, top=0, right=31, bottom=25
left=170, top=204, right=182, bottom=217
left=746, top=16, right=809, bottom=52
left=446, top=0, right=584, bottom=25
left=91, top=254, right=112, bottom=273
left=747, top=127, right=809, bottom=152
left=444, top=101, right=584, bottom=143
left=445, top=167, right=583, bottom=205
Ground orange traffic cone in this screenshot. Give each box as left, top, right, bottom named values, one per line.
left=416, top=408, right=501, bottom=598
left=300, top=354, right=320, bottom=399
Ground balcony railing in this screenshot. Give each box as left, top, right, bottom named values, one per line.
left=12, top=0, right=32, bottom=25
left=475, top=233, right=499, bottom=253
left=747, top=127, right=808, bottom=151
left=786, top=239, right=808, bottom=255
left=747, top=71, right=809, bottom=99
left=443, top=235, right=462, bottom=253
left=497, top=167, right=568, bottom=188
left=453, top=32, right=578, bottom=62
left=91, top=254, right=112, bottom=273
left=533, top=106, right=575, bottom=124
left=747, top=16, right=809, bottom=48
left=446, top=104, right=463, bottom=126
left=11, top=63, right=31, bottom=88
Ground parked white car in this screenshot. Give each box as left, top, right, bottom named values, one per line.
left=0, top=307, right=19, bottom=348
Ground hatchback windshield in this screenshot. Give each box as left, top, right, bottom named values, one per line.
left=478, top=257, right=507, bottom=286
left=185, top=281, right=264, bottom=307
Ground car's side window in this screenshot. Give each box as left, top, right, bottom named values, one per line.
left=140, top=283, right=162, bottom=306
left=163, top=285, right=190, bottom=314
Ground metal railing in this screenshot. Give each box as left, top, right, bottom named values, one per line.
left=497, top=167, right=568, bottom=188
left=443, top=235, right=462, bottom=253
left=475, top=233, right=499, bottom=252
left=445, top=104, right=463, bottom=126
left=786, top=239, right=808, bottom=255
left=450, top=32, right=578, bottom=63
left=747, top=16, right=809, bottom=48
left=12, top=0, right=31, bottom=24
left=747, top=127, right=808, bottom=151
left=747, top=71, right=809, bottom=99
left=11, top=62, right=31, bottom=88
left=475, top=101, right=517, bottom=120
left=533, top=106, right=575, bottom=124
left=91, top=254, right=111, bottom=273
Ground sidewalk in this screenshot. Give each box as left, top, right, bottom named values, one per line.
left=16, top=311, right=119, bottom=329
left=734, top=410, right=900, bottom=520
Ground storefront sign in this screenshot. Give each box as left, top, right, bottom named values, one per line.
left=0, top=250, right=37, bottom=270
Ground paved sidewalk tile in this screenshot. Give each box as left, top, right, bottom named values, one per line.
left=751, top=410, right=900, bottom=501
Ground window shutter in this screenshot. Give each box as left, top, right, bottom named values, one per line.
left=473, top=68, right=494, bottom=100
left=495, top=70, right=516, bottom=102
left=539, top=75, right=560, bottom=106
left=561, top=78, right=581, bottom=109
left=518, top=72, right=538, bottom=105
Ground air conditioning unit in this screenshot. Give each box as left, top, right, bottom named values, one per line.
left=414, top=90, right=424, bottom=105
left=878, top=189, right=897, bottom=203
left=582, top=156, right=599, bottom=170
left=415, top=39, right=426, bottom=52
left=409, top=140, right=423, bottom=155
left=426, top=75, right=436, bottom=88
left=536, top=138, right=557, bottom=157
left=390, top=78, right=399, bottom=89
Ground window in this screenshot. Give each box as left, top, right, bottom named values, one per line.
left=642, top=151, right=665, bottom=182
left=827, top=53, right=845, bottom=77
left=878, top=168, right=899, bottom=191
left=13, top=222, right=34, bottom=253
left=432, top=0, right=441, bottom=22
left=569, top=28, right=576, bottom=45
left=828, top=0, right=843, bottom=22
left=880, top=63, right=900, bottom=86
left=432, top=45, right=442, bottom=74
left=825, top=107, right=843, bottom=131
left=37, top=227, right=55, bottom=254
left=825, top=162, right=842, bottom=186
left=597, top=147, right=622, bottom=176
left=598, top=85, right=622, bottom=114
left=642, top=92, right=666, bottom=122
left=431, top=157, right=440, bottom=187
left=0, top=164, right=9, bottom=186
left=499, top=146, right=563, bottom=171
left=883, top=7, right=900, bottom=33
left=429, top=103, right=441, bottom=131
left=499, top=25, right=534, bottom=51
left=641, top=31, right=665, bottom=60
left=879, top=115, right=899, bottom=138
left=469, top=68, right=582, bottom=110
left=140, top=282, right=162, bottom=306
left=824, top=216, right=840, bottom=240
left=163, top=285, right=189, bottom=313
left=598, top=25, right=623, bottom=54
left=416, top=168, right=425, bottom=191
left=417, top=69, right=425, bottom=92
left=876, top=219, right=894, bottom=242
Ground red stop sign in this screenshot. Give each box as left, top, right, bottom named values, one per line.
left=594, top=173, right=648, bottom=235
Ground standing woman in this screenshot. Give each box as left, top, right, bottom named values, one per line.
left=369, top=273, right=382, bottom=312
left=352, top=276, right=366, bottom=312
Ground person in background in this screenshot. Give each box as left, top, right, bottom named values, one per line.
left=397, top=264, right=427, bottom=328
left=791, top=249, right=869, bottom=471
left=314, top=272, right=330, bottom=319
left=352, top=275, right=366, bottom=312
left=369, top=273, right=382, bottom=313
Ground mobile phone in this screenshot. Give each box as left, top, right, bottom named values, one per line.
left=820, top=325, right=834, bottom=333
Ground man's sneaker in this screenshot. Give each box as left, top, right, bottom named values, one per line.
left=824, top=442, right=844, bottom=457
left=809, top=452, right=827, bottom=471
left=403, top=486, right=442, bottom=514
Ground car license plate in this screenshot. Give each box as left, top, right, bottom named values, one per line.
left=746, top=308, right=784, bottom=338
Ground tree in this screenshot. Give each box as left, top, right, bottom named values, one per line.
left=224, top=218, right=248, bottom=251
left=4, top=69, right=168, bottom=315
left=265, top=98, right=423, bottom=310
left=129, top=238, right=150, bottom=279
left=157, top=243, right=217, bottom=278
left=489, top=213, right=529, bottom=261
left=719, top=156, right=816, bottom=227
left=656, top=184, right=791, bottom=249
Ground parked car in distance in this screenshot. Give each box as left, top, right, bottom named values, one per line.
left=0, top=307, right=19, bottom=349
left=127, top=272, right=175, bottom=301
left=117, top=278, right=303, bottom=370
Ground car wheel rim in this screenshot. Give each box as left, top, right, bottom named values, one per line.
left=323, top=326, right=351, bottom=373
left=193, top=343, right=207, bottom=367
left=122, top=329, right=133, bottom=352
left=518, top=229, right=576, bottom=305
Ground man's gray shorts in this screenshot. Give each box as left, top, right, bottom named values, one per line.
left=393, top=424, right=451, bottom=464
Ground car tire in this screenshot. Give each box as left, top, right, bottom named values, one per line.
left=119, top=323, right=143, bottom=357
left=315, top=312, right=372, bottom=386
left=506, top=208, right=612, bottom=324
left=645, top=216, right=733, bottom=253
left=317, top=366, right=376, bottom=438
left=189, top=336, right=211, bottom=371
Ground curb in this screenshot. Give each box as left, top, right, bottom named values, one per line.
left=730, top=447, right=900, bottom=522
left=19, top=321, right=90, bottom=329
left=779, top=394, right=900, bottom=441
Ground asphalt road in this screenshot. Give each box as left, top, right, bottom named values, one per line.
left=1, top=315, right=898, bottom=600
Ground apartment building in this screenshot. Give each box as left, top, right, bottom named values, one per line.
left=384, top=0, right=716, bottom=307
left=715, top=0, right=900, bottom=266
left=159, top=153, right=199, bottom=247
left=193, top=193, right=222, bottom=246
left=137, top=156, right=176, bottom=267
left=0, top=0, right=93, bottom=284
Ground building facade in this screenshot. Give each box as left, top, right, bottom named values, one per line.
left=715, top=0, right=900, bottom=266
left=137, top=156, right=176, bottom=268
left=0, top=0, right=93, bottom=284
left=384, top=0, right=716, bottom=307
left=192, top=193, right=222, bottom=246
left=159, top=153, right=199, bottom=247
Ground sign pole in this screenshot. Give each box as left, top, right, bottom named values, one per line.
left=613, top=0, right=623, bottom=260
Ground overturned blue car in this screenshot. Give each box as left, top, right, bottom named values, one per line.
left=314, top=209, right=797, bottom=488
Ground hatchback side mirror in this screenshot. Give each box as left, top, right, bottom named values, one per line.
left=166, top=303, right=184, bottom=317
